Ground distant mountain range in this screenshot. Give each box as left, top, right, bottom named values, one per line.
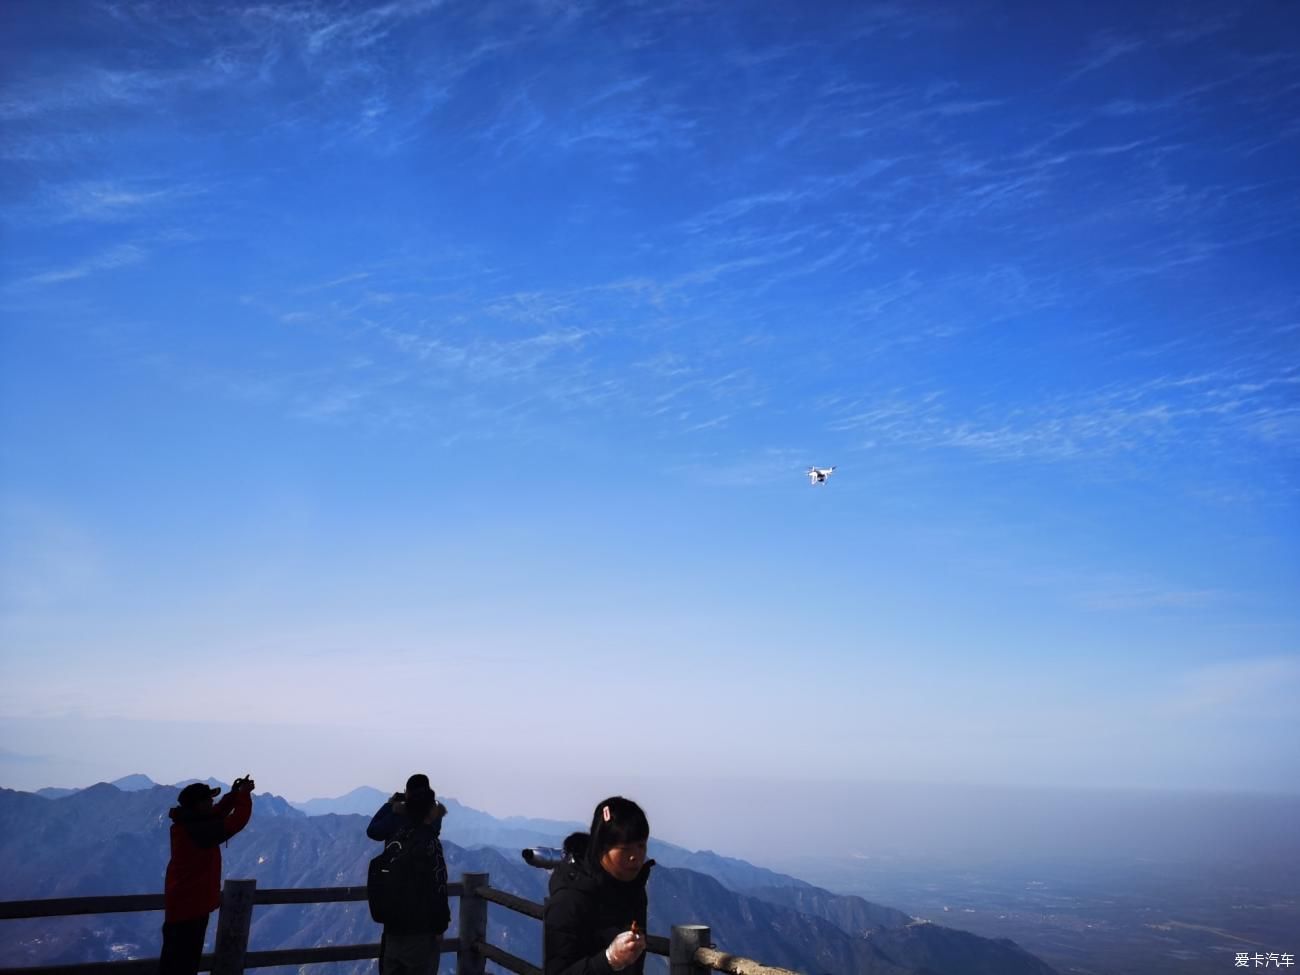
left=291, top=785, right=391, bottom=816
left=0, top=778, right=1057, bottom=975
left=37, top=773, right=225, bottom=800
left=36, top=773, right=158, bottom=799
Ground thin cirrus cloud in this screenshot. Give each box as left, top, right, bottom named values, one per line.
left=1, top=0, right=1297, bottom=798
left=33, top=180, right=209, bottom=225
left=1063, top=34, right=1146, bottom=84
left=823, top=370, right=1300, bottom=465
left=15, top=244, right=148, bottom=288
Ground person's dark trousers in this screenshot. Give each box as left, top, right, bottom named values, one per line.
left=382, top=932, right=441, bottom=975
left=159, top=915, right=209, bottom=975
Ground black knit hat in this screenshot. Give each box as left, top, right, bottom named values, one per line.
left=178, top=782, right=221, bottom=807
left=405, top=773, right=433, bottom=797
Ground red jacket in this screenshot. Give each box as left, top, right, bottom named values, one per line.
left=164, top=791, right=253, bottom=922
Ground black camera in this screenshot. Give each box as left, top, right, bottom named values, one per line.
left=522, top=847, right=570, bottom=869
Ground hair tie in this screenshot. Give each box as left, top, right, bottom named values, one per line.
left=602, top=805, right=611, bottom=822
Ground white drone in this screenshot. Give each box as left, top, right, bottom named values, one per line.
left=807, top=466, right=836, bottom=486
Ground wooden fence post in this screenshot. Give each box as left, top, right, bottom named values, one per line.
left=211, top=878, right=256, bottom=975
left=670, top=925, right=711, bottom=975
left=457, top=872, right=488, bottom=975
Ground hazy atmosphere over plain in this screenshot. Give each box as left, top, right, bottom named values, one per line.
left=1, top=0, right=1298, bottom=857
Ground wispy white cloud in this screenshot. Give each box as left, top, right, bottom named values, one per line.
left=673, top=447, right=811, bottom=487
left=682, top=190, right=811, bottom=234
left=559, top=103, right=696, bottom=155
left=28, top=180, right=209, bottom=224
left=371, top=318, right=592, bottom=389
left=1065, top=34, right=1145, bottom=83
left=824, top=363, right=1300, bottom=467
left=680, top=414, right=731, bottom=434
left=0, top=130, right=102, bottom=163
left=6, top=0, right=1294, bottom=483
left=14, top=244, right=147, bottom=287
left=581, top=74, right=651, bottom=109
left=1162, top=10, right=1241, bottom=45
left=1077, top=585, right=1221, bottom=613
left=300, top=0, right=445, bottom=56
left=846, top=2, right=962, bottom=39
left=477, top=89, right=549, bottom=157
left=0, top=0, right=513, bottom=160
left=827, top=393, right=945, bottom=445
left=294, top=271, right=373, bottom=294
left=0, top=66, right=173, bottom=121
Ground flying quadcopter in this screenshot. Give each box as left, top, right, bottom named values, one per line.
left=806, top=466, right=836, bottom=486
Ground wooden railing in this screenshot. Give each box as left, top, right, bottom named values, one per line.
left=0, top=873, right=799, bottom=975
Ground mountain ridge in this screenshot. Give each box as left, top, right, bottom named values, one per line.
left=2, top=783, right=1057, bottom=975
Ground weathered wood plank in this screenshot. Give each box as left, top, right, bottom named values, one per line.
left=212, top=878, right=256, bottom=975
left=244, top=943, right=379, bottom=967
left=694, top=947, right=801, bottom=975
left=254, top=883, right=460, bottom=903
left=252, top=885, right=368, bottom=904
left=458, top=871, right=489, bottom=975
left=476, top=941, right=542, bottom=975
left=0, top=884, right=789, bottom=975
left=477, top=885, right=543, bottom=920
left=0, top=961, right=184, bottom=975
left=0, top=894, right=164, bottom=920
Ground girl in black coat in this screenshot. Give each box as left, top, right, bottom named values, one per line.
left=544, top=797, right=653, bottom=975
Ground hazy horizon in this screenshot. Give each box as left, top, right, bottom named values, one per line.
left=6, top=761, right=1299, bottom=870
left=10, top=759, right=1300, bottom=807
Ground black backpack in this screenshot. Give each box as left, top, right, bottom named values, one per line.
left=367, top=827, right=450, bottom=933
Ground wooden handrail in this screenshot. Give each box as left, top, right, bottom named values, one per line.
left=694, top=947, right=800, bottom=975
left=477, top=940, right=542, bottom=975
left=0, top=963, right=167, bottom=975
left=475, top=884, right=543, bottom=920
left=0, top=894, right=164, bottom=920
left=0, top=884, right=465, bottom=919
left=0, top=879, right=798, bottom=975
left=252, top=885, right=367, bottom=905
left=243, top=943, right=385, bottom=968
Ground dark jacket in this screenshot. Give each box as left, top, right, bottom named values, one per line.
left=383, top=821, right=451, bottom=936
left=367, top=800, right=445, bottom=842
left=544, top=834, right=652, bottom=975
left=164, top=791, right=253, bottom=922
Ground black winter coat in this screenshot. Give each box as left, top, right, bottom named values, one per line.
left=381, top=822, right=450, bottom=936
left=543, top=834, right=652, bottom=975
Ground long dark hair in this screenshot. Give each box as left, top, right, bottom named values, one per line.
left=406, top=790, right=435, bottom=823
left=586, top=796, right=649, bottom=869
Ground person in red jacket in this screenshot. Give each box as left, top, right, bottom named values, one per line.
left=160, top=776, right=255, bottom=975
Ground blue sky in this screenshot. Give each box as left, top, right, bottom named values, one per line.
left=1, top=0, right=1298, bottom=843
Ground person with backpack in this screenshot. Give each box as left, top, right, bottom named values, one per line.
left=160, top=775, right=255, bottom=975
left=543, top=797, right=652, bottom=975
left=367, top=773, right=446, bottom=842
left=367, top=786, right=450, bottom=975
